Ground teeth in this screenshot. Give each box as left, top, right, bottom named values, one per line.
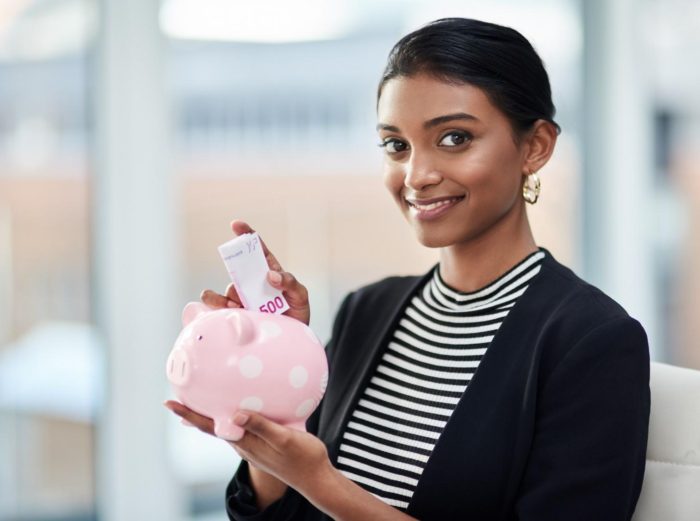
left=410, top=197, right=461, bottom=211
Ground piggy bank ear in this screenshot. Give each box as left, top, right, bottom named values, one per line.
left=226, top=311, right=256, bottom=344
left=182, top=302, right=211, bottom=326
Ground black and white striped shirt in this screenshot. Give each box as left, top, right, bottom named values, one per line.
left=335, top=248, right=546, bottom=511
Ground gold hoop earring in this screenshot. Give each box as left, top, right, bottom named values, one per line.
left=522, top=171, right=541, bottom=204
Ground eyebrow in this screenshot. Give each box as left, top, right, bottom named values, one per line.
left=376, top=112, right=479, bottom=132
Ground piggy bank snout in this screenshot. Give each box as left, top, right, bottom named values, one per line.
left=167, top=348, right=191, bottom=386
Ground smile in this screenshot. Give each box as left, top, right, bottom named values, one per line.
left=407, top=196, right=465, bottom=220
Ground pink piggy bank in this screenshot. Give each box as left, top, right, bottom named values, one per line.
left=166, top=302, right=328, bottom=441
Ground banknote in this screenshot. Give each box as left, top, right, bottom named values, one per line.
left=219, top=233, right=289, bottom=313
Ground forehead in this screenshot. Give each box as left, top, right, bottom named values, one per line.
left=377, top=74, right=500, bottom=128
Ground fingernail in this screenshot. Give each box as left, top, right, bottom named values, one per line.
left=234, top=413, right=249, bottom=426
left=269, top=271, right=282, bottom=285
left=227, top=300, right=237, bottom=308
left=181, top=418, right=195, bottom=427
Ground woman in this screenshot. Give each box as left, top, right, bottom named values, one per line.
left=165, top=18, right=650, bottom=521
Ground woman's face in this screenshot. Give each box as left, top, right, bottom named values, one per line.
left=377, top=73, right=529, bottom=249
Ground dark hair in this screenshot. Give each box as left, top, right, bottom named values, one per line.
left=378, top=17, right=561, bottom=139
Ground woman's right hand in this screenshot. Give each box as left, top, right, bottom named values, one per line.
left=200, top=220, right=311, bottom=326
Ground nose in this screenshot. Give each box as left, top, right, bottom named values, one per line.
left=403, top=150, right=442, bottom=192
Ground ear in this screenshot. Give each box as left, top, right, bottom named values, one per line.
left=522, top=119, right=558, bottom=174
left=182, top=302, right=211, bottom=326
left=226, top=311, right=256, bottom=345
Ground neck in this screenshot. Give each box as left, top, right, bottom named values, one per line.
left=438, top=209, right=538, bottom=293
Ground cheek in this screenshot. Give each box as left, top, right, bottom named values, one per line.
left=463, top=145, right=521, bottom=195
left=382, top=164, right=404, bottom=200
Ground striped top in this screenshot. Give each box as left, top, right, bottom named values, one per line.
left=335, top=248, right=546, bottom=511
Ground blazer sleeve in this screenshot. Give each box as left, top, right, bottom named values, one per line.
left=514, top=316, right=651, bottom=521
left=225, top=290, right=356, bottom=521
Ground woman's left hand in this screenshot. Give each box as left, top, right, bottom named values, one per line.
left=164, top=400, right=333, bottom=495
left=229, top=410, right=334, bottom=495
left=166, top=400, right=419, bottom=521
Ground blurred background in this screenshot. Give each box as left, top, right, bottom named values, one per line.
left=0, top=0, right=698, bottom=519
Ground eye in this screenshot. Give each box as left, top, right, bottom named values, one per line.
left=378, top=138, right=408, bottom=154
left=197, top=335, right=203, bottom=341
left=438, top=130, right=472, bottom=147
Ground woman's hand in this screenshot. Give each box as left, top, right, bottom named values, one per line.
left=227, top=411, right=335, bottom=496
left=219, top=411, right=419, bottom=521
left=164, top=401, right=418, bottom=520
left=163, top=400, right=332, bottom=500
left=163, top=400, right=290, bottom=509
left=200, top=220, right=311, bottom=326
left=164, top=399, right=216, bottom=435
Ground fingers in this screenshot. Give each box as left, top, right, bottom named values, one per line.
left=164, top=400, right=215, bottom=436
left=200, top=288, right=240, bottom=309
left=231, top=219, right=254, bottom=236
left=165, top=400, right=255, bottom=462
left=225, top=283, right=242, bottom=305
left=200, top=289, right=227, bottom=308
left=231, top=220, right=283, bottom=273
left=232, top=411, right=290, bottom=451
left=267, top=270, right=309, bottom=308
left=222, top=220, right=310, bottom=324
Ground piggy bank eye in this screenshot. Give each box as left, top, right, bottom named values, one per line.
left=197, top=335, right=203, bottom=341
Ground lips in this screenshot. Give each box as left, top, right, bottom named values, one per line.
left=405, top=195, right=465, bottom=209
left=406, top=195, right=464, bottom=221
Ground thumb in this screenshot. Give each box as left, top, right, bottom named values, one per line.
left=235, top=411, right=291, bottom=448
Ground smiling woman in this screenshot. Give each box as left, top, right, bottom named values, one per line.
left=168, top=17, right=650, bottom=521
left=377, top=78, right=557, bottom=256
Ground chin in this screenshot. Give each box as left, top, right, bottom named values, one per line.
left=413, top=227, right=457, bottom=249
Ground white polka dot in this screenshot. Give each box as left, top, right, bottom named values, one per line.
left=239, top=396, right=264, bottom=411
left=288, top=366, right=308, bottom=388
left=320, top=371, right=329, bottom=393
left=303, top=325, right=319, bottom=343
left=238, top=355, right=263, bottom=378
left=295, top=398, right=316, bottom=418
left=259, top=321, right=282, bottom=339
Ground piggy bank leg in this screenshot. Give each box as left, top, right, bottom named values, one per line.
left=214, top=418, right=246, bottom=441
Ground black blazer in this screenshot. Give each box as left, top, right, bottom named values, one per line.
left=226, top=247, right=651, bottom=521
